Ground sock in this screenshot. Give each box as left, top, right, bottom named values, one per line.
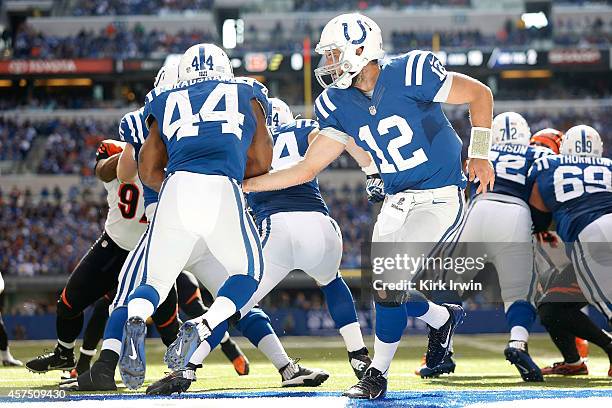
left=506, top=301, right=536, bottom=333
left=370, top=335, right=400, bottom=377
left=203, top=297, right=237, bottom=330
left=187, top=321, right=228, bottom=366
left=220, top=331, right=230, bottom=344
left=127, top=284, right=160, bottom=319
left=339, top=322, right=366, bottom=352
left=214, top=275, right=258, bottom=319
left=321, top=277, right=359, bottom=328
left=57, top=339, right=76, bottom=351
left=510, top=326, right=529, bottom=343
left=101, top=338, right=122, bottom=355
left=567, top=358, right=583, bottom=365
left=417, top=302, right=450, bottom=329
left=257, top=334, right=291, bottom=370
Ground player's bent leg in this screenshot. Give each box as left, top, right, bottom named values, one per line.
left=152, top=285, right=180, bottom=347
left=0, top=312, right=22, bottom=366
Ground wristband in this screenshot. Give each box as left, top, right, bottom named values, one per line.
left=468, top=127, right=492, bottom=159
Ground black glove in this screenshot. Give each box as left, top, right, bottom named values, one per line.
left=365, top=173, right=385, bottom=203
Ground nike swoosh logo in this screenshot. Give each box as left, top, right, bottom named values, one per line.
left=176, top=341, right=183, bottom=356
left=440, top=329, right=452, bottom=349
left=129, top=339, right=138, bottom=360
left=372, top=390, right=383, bottom=399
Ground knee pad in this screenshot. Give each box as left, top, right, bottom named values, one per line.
left=236, top=307, right=273, bottom=346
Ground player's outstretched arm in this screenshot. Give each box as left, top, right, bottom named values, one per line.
left=117, top=143, right=138, bottom=183
left=243, top=131, right=346, bottom=192
left=244, top=99, right=273, bottom=179
left=445, top=73, right=495, bottom=194
left=138, top=120, right=168, bottom=193
left=94, top=141, right=122, bottom=182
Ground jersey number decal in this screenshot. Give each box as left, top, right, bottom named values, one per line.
left=553, top=165, right=611, bottom=202
left=118, top=184, right=140, bottom=219
left=162, top=83, right=245, bottom=140
left=272, top=131, right=301, bottom=169
left=358, top=115, right=428, bottom=173
left=489, top=152, right=526, bottom=184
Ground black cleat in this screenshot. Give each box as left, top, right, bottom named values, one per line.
left=348, top=347, right=371, bottom=379
left=146, top=368, right=196, bottom=395
left=343, top=367, right=387, bottom=399
left=419, top=352, right=456, bottom=378
left=504, top=341, right=544, bottom=382
left=280, top=359, right=329, bottom=387
left=426, top=304, right=465, bottom=369
left=26, top=346, right=75, bottom=373
left=60, top=359, right=117, bottom=391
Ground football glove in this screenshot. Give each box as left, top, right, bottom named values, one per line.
left=96, top=139, right=125, bottom=161
left=365, top=174, right=385, bottom=203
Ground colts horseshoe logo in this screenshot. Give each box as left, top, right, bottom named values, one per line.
left=343, top=20, right=367, bottom=45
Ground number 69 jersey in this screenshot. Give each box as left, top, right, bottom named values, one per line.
left=144, top=77, right=269, bottom=183
left=527, top=155, right=612, bottom=242
left=314, top=50, right=466, bottom=194
left=471, top=143, right=552, bottom=202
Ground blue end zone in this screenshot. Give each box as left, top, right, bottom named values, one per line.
left=2, top=389, right=611, bottom=406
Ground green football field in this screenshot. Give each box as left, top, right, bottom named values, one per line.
left=2, top=334, right=611, bottom=395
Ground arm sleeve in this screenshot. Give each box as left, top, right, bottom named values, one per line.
left=405, top=51, right=452, bottom=103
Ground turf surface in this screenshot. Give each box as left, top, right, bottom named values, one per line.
left=1, top=334, right=611, bottom=397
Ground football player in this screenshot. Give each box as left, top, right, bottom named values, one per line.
left=0, top=271, right=22, bottom=366
left=25, top=139, right=147, bottom=375
left=451, top=112, right=554, bottom=382
left=243, top=13, right=495, bottom=399
left=528, top=125, right=612, bottom=324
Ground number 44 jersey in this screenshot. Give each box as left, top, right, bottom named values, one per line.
left=314, top=50, right=466, bottom=194
left=527, top=155, right=612, bottom=242
left=143, top=77, right=269, bottom=183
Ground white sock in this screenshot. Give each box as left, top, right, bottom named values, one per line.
left=567, top=358, right=583, bottom=366
left=57, top=339, right=75, bottom=350
left=418, top=302, right=450, bottom=329
left=257, top=333, right=291, bottom=370
left=221, top=331, right=230, bottom=343
left=128, top=298, right=154, bottom=321
left=79, top=347, right=96, bottom=356
left=101, top=339, right=121, bottom=355
left=203, top=296, right=237, bottom=330
left=188, top=341, right=212, bottom=366
left=370, top=335, right=400, bottom=377
left=510, top=326, right=529, bottom=343
left=339, top=322, right=366, bottom=352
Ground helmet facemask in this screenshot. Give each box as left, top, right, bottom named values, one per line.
left=314, top=43, right=365, bottom=89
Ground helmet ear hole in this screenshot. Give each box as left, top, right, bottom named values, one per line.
left=356, top=46, right=364, bottom=56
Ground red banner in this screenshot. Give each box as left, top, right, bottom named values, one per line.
left=0, top=59, right=113, bottom=75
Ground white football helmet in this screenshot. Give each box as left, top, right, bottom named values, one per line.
left=154, top=60, right=179, bottom=88
left=314, top=13, right=385, bottom=89
left=268, top=98, right=294, bottom=128
left=179, top=43, right=233, bottom=82
left=560, top=125, right=603, bottom=157
left=492, top=112, right=531, bottom=145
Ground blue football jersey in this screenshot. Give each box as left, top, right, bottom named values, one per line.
left=528, top=155, right=612, bottom=242
left=470, top=143, right=553, bottom=202
left=144, top=77, right=269, bottom=182
left=118, top=108, right=159, bottom=208
left=247, top=119, right=329, bottom=223
left=314, top=50, right=466, bottom=194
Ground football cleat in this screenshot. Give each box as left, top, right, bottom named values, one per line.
left=60, top=360, right=117, bottom=391
left=146, top=368, right=196, bottom=395
left=165, top=320, right=207, bottom=371
left=1, top=349, right=23, bottom=367
left=280, top=359, right=329, bottom=387
left=220, top=337, right=250, bottom=376
left=348, top=347, right=371, bottom=379
left=541, top=361, right=588, bottom=376
left=25, top=346, right=74, bottom=373
left=343, top=367, right=387, bottom=400
left=118, top=317, right=147, bottom=390
left=417, top=352, right=456, bottom=378
left=504, top=341, right=544, bottom=382
left=576, top=338, right=589, bottom=359
left=426, top=304, right=465, bottom=369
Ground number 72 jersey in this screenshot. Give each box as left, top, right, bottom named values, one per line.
left=314, top=50, right=466, bottom=194
left=527, top=155, right=612, bottom=242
